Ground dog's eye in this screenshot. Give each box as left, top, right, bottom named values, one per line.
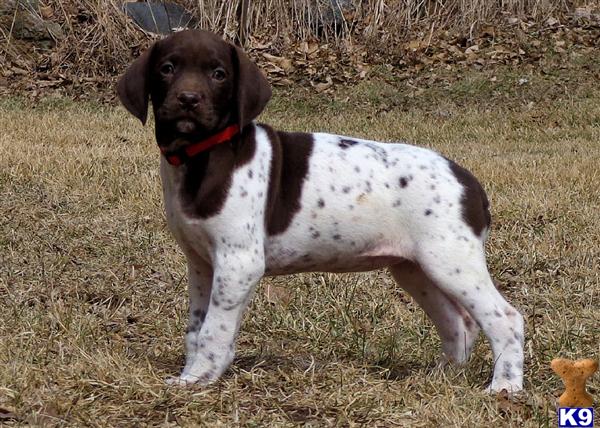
left=160, top=63, right=175, bottom=76
left=212, top=68, right=226, bottom=81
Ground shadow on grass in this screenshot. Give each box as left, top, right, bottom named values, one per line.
left=153, top=349, right=430, bottom=383
left=368, top=358, right=431, bottom=381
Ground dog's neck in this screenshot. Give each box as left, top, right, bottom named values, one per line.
left=157, top=124, right=241, bottom=166
left=159, top=123, right=258, bottom=219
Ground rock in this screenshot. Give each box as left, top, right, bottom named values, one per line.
left=0, top=0, right=63, bottom=45
left=123, top=2, right=195, bottom=35
left=314, top=0, right=353, bottom=36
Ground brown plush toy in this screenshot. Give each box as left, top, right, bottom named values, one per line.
left=551, top=358, right=598, bottom=407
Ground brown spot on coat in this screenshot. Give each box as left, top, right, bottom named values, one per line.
left=264, top=126, right=314, bottom=235
left=180, top=126, right=257, bottom=218
left=193, top=309, right=207, bottom=321
left=338, top=139, right=358, bottom=149
left=446, top=159, right=491, bottom=237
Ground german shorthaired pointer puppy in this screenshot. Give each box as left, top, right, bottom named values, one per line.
left=117, top=29, right=524, bottom=393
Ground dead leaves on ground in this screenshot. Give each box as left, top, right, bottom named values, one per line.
left=237, top=14, right=600, bottom=97
left=493, top=388, right=559, bottom=424
left=1, top=9, right=600, bottom=100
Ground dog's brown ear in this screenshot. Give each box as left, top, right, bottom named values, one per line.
left=117, top=45, right=155, bottom=125
left=232, top=45, right=272, bottom=128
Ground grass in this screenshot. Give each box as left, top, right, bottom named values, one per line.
left=1, top=69, right=599, bottom=426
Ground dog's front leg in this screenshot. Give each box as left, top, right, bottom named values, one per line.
left=183, top=258, right=213, bottom=364
left=167, top=249, right=264, bottom=386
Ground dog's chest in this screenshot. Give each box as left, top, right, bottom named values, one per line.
left=161, top=171, right=213, bottom=262
left=159, top=130, right=272, bottom=263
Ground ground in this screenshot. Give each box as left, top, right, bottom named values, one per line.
left=0, top=61, right=599, bottom=426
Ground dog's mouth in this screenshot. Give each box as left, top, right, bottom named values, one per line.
left=175, top=118, right=197, bottom=134
left=155, top=105, right=231, bottom=150
left=156, top=116, right=215, bottom=152
left=167, top=113, right=219, bottom=136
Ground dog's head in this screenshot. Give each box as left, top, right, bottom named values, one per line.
left=117, top=30, right=271, bottom=147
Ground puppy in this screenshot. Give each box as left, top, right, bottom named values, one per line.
left=117, top=29, right=524, bottom=392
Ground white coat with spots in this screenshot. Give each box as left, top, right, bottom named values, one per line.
left=160, top=125, right=524, bottom=393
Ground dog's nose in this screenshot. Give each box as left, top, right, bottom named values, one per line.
left=177, top=91, right=201, bottom=108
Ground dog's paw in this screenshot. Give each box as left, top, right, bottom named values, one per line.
left=165, top=376, right=192, bottom=386
left=437, top=353, right=471, bottom=369
left=486, top=379, right=523, bottom=394
left=165, top=370, right=218, bottom=387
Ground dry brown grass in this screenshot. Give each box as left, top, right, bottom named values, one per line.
left=1, top=66, right=599, bottom=426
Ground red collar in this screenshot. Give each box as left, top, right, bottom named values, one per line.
left=160, top=124, right=240, bottom=166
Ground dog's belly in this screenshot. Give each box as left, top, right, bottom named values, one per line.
left=264, top=255, right=406, bottom=275
left=264, top=210, right=416, bottom=275
left=264, top=241, right=409, bottom=275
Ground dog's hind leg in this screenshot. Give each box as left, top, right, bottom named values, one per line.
left=414, top=238, right=524, bottom=393
left=390, top=261, right=480, bottom=366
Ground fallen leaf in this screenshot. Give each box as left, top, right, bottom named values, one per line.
left=481, top=25, right=496, bottom=38
left=40, top=5, right=54, bottom=19
left=312, top=76, right=333, bottom=93
left=265, top=284, right=292, bottom=306
left=406, top=39, right=424, bottom=51
left=0, top=408, right=20, bottom=421
left=262, top=53, right=295, bottom=73
left=465, top=44, right=479, bottom=55
left=496, top=389, right=526, bottom=415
